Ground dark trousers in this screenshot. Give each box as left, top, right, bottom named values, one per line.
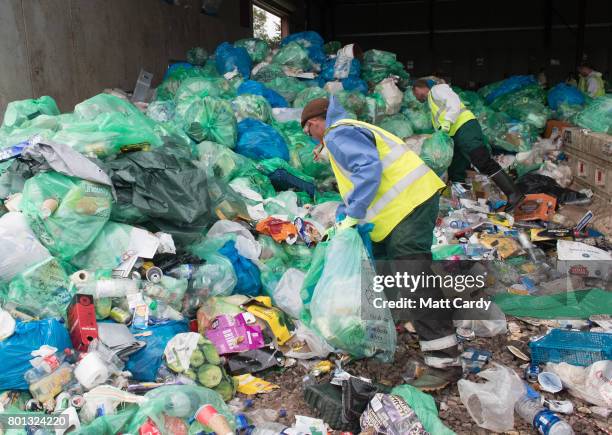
left=372, top=193, right=459, bottom=367
left=448, top=119, right=502, bottom=182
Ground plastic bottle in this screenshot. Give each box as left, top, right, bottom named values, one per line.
left=515, top=395, right=574, bottom=434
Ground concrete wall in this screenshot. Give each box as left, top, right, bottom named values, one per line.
left=0, top=0, right=251, bottom=114
left=321, top=0, right=612, bottom=88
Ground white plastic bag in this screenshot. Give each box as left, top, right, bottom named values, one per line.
left=458, top=363, right=526, bottom=432
left=0, top=212, right=51, bottom=282
left=272, top=268, right=305, bottom=319
left=546, top=361, right=612, bottom=408
left=454, top=303, right=507, bottom=337
left=377, top=77, right=403, bottom=115
left=282, top=321, right=333, bottom=360
left=207, top=220, right=261, bottom=261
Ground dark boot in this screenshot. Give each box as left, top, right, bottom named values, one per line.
left=490, top=169, right=525, bottom=212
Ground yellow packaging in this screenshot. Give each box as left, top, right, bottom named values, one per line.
left=233, top=373, right=279, bottom=395
left=479, top=234, right=523, bottom=259
left=243, top=296, right=293, bottom=345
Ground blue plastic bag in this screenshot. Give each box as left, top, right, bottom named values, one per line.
left=0, top=319, right=72, bottom=390
left=236, top=118, right=290, bottom=161
left=321, top=57, right=361, bottom=82
left=219, top=240, right=261, bottom=297
left=237, top=80, right=288, bottom=108
left=485, top=75, right=537, bottom=104
left=126, top=320, right=188, bottom=381
left=547, top=83, right=586, bottom=110
left=341, top=77, right=369, bottom=94
left=281, top=31, right=325, bottom=65
left=214, top=42, right=252, bottom=78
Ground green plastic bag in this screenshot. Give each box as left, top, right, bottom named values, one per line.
left=264, top=76, right=307, bottom=103
left=420, top=131, right=454, bottom=175
left=336, top=90, right=368, bottom=117
left=234, top=38, right=270, bottom=64
left=231, top=94, right=272, bottom=122
left=274, top=121, right=332, bottom=178
left=2, top=96, right=60, bottom=130
left=361, top=49, right=408, bottom=85
left=293, top=87, right=328, bottom=108
left=309, top=228, right=396, bottom=362
left=5, top=257, right=73, bottom=319
left=183, top=97, right=237, bottom=147
left=70, top=221, right=133, bottom=271
left=402, top=105, right=433, bottom=134
left=392, top=385, right=456, bottom=435
left=299, top=240, right=328, bottom=324
left=186, top=46, right=208, bottom=66
left=20, top=172, right=112, bottom=261
left=174, top=77, right=235, bottom=103
left=258, top=158, right=315, bottom=186
left=75, top=405, right=138, bottom=435
left=364, top=94, right=387, bottom=123
left=324, top=41, right=342, bottom=55
left=377, top=113, right=414, bottom=139
left=283, top=243, right=313, bottom=271
left=477, top=107, right=536, bottom=153
left=453, top=87, right=487, bottom=115
left=272, top=42, right=312, bottom=71
left=229, top=173, right=276, bottom=200
left=195, top=140, right=258, bottom=182
left=252, top=63, right=286, bottom=82
left=573, top=94, right=612, bottom=134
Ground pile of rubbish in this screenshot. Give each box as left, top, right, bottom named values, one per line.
left=0, top=30, right=610, bottom=434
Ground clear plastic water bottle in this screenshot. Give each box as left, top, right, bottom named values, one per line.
left=251, top=422, right=287, bottom=435
left=515, top=395, right=574, bottom=435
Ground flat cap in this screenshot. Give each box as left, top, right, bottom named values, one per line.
left=301, top=98, right=329, bottom=127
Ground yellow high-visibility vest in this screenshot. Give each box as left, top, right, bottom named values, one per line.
left=324, top=119, right=445, bottom=242
left=578, top=74, right=605, bottom=97
left=428, top=92, right=476, bottom=136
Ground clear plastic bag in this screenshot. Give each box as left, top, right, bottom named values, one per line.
left=272, top=268, right=305, bottom=319
left=0, top=212, right=51, bottom=282
left=458, top=363, right=526, bottom=432
left=309, top=229, right=396, bottom=361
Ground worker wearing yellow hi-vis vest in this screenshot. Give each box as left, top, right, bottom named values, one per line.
left=577, top=64, right=606, bottom=98
left=301, top=96, right=464, bottom=388
left=413, top=79, right=524, bottom=211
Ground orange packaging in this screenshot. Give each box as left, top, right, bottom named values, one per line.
left=513, top=194, right=557, bottom=222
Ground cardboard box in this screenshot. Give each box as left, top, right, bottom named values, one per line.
left=557, top=240, right=611, bottom=280
left=544, top=120, right=572, bottom=139
left=67, top=294, right=98, bottom=351
left=563, top=127, right=612, bottom=201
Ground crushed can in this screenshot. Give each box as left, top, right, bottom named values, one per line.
left=524, top=363, right=540, bottom=383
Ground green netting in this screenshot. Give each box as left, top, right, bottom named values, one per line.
left=293, top=87, right=329, bottom=108
left=2, top=96, right=60, bottom=130
left=174, top=77, right=236, bottom=103
left=186, top=47, right=208, bottom=66
left=252, top=63, right=287, bottom=82
left=20, top=171, right=112, bottom=261
left=264, top=76, right=307, bottom=103
left=420, top=131, right=454, bottom=175
left=377, top=113, right=414, bottom=139
left=231, top=94, right=272, bottom=122
left=572, top=94, right=612, bottom=134
left=493, top=288, right=611, bottom=319
left=234, top=38, right=270, bottom=64
left=183, top=97, right=237, bottom=147
left=272, top=42, right=312, bottom=71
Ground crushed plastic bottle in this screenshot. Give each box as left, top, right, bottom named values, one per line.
left=515, top=390, right=574, bottom=435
